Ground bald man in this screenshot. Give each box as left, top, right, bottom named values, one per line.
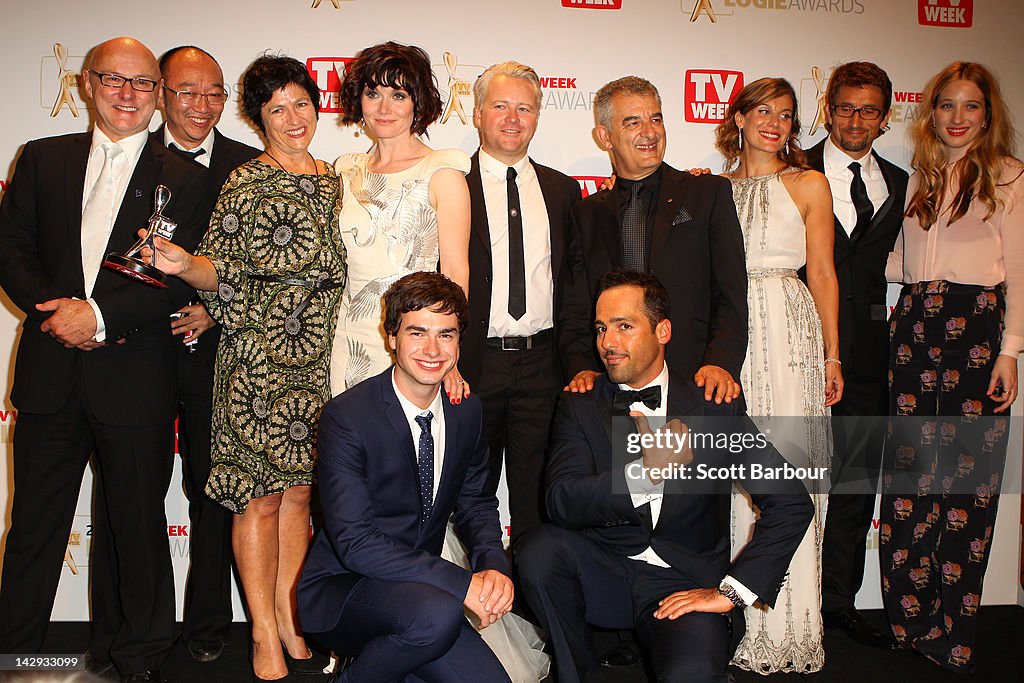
left=0, top=37, right=210, bottom=682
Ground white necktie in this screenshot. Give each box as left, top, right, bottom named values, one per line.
left=81, top=142, right=124, bottom=296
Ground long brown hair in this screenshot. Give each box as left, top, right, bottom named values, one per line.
left=714, top=77, right=809, bottom=173
left=905, top=62, right=1016, bottom=229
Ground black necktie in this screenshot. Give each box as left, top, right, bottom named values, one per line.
left=507, top=167, right=526, bottom=320
left=414, top=412, right=435, bottom=522
left=849, top=161, right=873, bottom=238
left=171, top=143, right=205, bottom=161
left=622, top=181, right=647, bottom=272
left=613, top=386, right=662, bottom=411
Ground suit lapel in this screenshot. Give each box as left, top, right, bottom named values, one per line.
left=593, top=190, right=622, bottom=268
left=103, top=141, right=160, bottom=258
left=467, top=152, right=494, bottom=279
left=650, top=164, right=681, bottom=262
left=65, top=134, right=90, bottom=289
left=381, top=372, right=418, bottom=475
left=855, top=149, right=897, bottom=245
left=433, top=394, right=463, bottom=516
left=534, top=162, right=566, bottom=286
left=655, top=372, right=702, bottom=526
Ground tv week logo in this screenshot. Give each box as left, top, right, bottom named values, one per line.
left=561, top=0, right=622, bottom=9
left=574, top=176, right=608, bottom=199
left=684, top=70, right=743, bottom=124
left=306, top=57, right=355, bottom=113
left=918, top=0, right=972, bottom=27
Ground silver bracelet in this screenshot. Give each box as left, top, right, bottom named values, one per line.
left=824, top=358, right=842, bottom=365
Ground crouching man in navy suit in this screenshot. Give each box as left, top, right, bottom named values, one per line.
left=517, top=270, right=814, bottom=682
left=297, top=272, right=514, bottom=682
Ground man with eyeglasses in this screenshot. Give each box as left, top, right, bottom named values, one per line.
left=804, top=61, right=908, bottom=649
left=87, top=45, right=260, bottom=670
left=0, top=37, right=210, bottom=683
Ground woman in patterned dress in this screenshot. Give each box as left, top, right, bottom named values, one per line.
left=881, top=61, right=1022, bottom=673
left=714, top=78, right=842, bottom=674
left=329, top=41, right=472, bottom=399
left=148, top=56, right=345, bottom=681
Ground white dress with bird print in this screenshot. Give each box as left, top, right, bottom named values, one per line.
left=329, top=148, right=470, bottom=395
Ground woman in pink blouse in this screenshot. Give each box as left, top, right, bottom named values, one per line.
left=881, top=61, right=1023, bottom=673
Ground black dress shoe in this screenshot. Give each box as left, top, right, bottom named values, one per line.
left=284, top=648, right=330, bottom=675
left=122, top=671, right=164, bottom=682
left=188, top=638, right=227, bottom=663
left=83, top=652, right=114, bottom=676
left=823, top=608, right=894, bottom=648
left=598, top=641, right=642, bottom=668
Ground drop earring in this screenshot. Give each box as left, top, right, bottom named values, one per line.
left=784, top=138, right=790, bottom=155
left=738, top=126, right=743, bottom=150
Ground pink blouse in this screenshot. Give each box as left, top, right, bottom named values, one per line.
left=887, top=158, right=1024, bottom=356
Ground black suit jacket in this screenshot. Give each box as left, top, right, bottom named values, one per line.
left=546, top=371, right=813, bottom=607
left=461, top=151, right=580, bottom=384
left=151, top=125, right=261, bottom=370
left=804, top=140, right=908, bottom=382
left=297, top=368, right=509, bottom=634
left=0, top=132, right=211, bottom=424
left=559, top=163, right=748, bottom=383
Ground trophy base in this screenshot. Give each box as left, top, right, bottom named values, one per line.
left=102, top=254, right=167, bottom=288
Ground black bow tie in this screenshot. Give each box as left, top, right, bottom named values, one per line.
left=170, top=143, right=205, bottom=161
left=613, top=385, right=661, bottom=411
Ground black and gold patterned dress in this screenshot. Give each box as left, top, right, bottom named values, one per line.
left=199, top=159, right=346, bottom=513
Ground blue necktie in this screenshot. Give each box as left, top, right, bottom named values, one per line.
left=414, top=412, right=434, bottom=522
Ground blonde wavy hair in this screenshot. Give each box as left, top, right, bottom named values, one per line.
left=906, top=61, right=1017, bottom=229
left=714, top=77, right=808, bottom=173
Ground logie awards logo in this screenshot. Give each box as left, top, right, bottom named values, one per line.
left=435, top=52, right=484, bottom=125
left=43, top=42, right=85, bottom=118
left=686, top=0, right=865, bottom=23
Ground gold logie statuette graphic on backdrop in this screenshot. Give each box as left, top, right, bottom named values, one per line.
left=440, top=52, right=473, bottom=125
left=311, top=0, right=355, bottom=8
left=50, top=42, right=79, bottom=118
left=64, top=531, right=82, bottom=575
left=810, top=66, right=828, bottom=136
left=689, top=0, right=717, bottom=22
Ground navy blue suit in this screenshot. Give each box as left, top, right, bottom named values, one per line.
left=298, top=368, right=511, bottom=682
left=516, top=370, right=813, bottom=682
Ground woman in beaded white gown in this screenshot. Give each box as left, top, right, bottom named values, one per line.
left=715, top=78, right=843, bottom=674
left=327, top=42, right=549, bottom=682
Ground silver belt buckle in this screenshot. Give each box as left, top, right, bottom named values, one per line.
left=501, top=336, right=520, bottom=351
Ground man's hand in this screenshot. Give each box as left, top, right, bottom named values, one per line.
left=653, top=588, right=734, bottom=620
left=685, top=167, right=713, bottom=176
left=37, top=298, right=98, bottom=346
left=693, top=365, right=741, bottom=404
left=632, top=413, right=693, bottom=484
left=171, top=303, right=216, bottom=344
left=463, top=569, right=514, bottom=630
left=564, top=370, right=600, bottom=393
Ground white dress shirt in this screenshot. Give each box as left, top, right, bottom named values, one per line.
left=81, top=127, right=149, bottom=340
left=163, top=126, right=216, bottom=169
left=478, top=149, right=553, bottom=337
left=392, top=370, right=446, bottom=498
left=823, top=137, right=889, bottom=237
left=620, top=362, right=757, bottom=605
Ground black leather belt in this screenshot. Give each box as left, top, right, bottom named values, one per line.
left=250, top=273, right=346, bottom=322
left=485, top=327, right=553, bottom=351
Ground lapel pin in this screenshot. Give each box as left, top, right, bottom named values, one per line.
left=667, top=198, right=673, bottom=203
left=135, top=189, right=143, bottom=198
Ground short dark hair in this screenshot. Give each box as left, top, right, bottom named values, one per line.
left=339, top=42, right=442, bottom=136
left=826, top=61, right=893, bottom=115
left=240, top=55, right=320, bottom=133
left=158, top=45, right=218, bottom=78
left=383, top=272, right=468, bottom=337
left=596, top=269, right=670, bottom=331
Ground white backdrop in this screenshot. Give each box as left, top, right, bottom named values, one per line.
left=1, top=0, right=1022, bottom=620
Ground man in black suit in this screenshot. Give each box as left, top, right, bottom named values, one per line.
left=804, top=61, right=908, bottom=647
left=462, top=61, right=580, bottom=542
left=89, top=45, right=261, bottom=666
left=517, top=270, right=812, bottom=682
left=0, top=37, right=209, bottom=682
left=560, top=76, right=747, bottom=406
left=298, top=272, right=513, bottom=682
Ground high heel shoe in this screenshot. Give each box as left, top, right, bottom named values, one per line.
left=251, top=642, right=290, bottom=682
left=283, top=647, right=330, bottom=676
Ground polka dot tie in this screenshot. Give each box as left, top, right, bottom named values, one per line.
left=414, top=412, right=434, bottom=522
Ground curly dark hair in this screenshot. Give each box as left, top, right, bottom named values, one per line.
left=339, top=42, right=442, bottom=136
left=826, top=61, right=893, bottom=116
left=240, top=55, right=320, bottom=133
left=596, top=269, right=671, bottom=331
left=383, top=272, right=468, bottom=338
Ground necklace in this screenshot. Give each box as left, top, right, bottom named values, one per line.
left=264, top=150, right=319, bottom=176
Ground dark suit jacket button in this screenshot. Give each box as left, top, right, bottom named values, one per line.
left=846, top=295, right=854, bottom=301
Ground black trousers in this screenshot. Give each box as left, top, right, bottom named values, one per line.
left=0, top=377, right=175, bottom=674
left=822, top=376, right=887, bottom=614
left=307, top=577, right=511, bottom=683
left=516, top=525, right=731, bottom=683
left=90, top=344, right=233, bottom=660
left=475, top=336, right=560, bottom=543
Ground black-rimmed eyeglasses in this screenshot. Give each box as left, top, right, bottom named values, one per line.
left=163, top=85, right=229, bottom=106
left=831, top=104, right=883, bottom=120
left=88, top=70, right=158, bottom=92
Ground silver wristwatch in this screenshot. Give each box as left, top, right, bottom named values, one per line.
left=717, top=581, right=746, bottom=609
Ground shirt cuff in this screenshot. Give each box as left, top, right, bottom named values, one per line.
left=87, top=298, right=106, bottom=342
left=722, top=575, right=758, bottom=607
left=625, top=458, right=663, bottom=504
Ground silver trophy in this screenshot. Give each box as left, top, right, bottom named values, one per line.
left=103, top=185, right=178, bottom=288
